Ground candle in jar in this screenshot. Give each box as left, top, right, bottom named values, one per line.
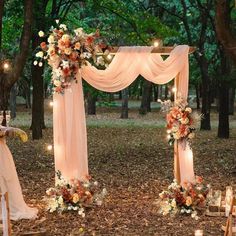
left=194, top=230, right=203, bottom=236
left=225, top=186, right=233, bottom=217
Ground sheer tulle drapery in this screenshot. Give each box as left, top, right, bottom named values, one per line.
left=0, top=132, right=38, bottom=220
left=53, top=45, right=194, bottom=184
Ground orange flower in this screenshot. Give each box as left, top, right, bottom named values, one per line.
left=86, top=36, right=94, bottom=44
left=74, top=42, right=81, bottom=50
left=40, top=42, right=47, bottom=50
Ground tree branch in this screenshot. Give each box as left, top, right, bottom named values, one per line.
left=10, top=0, right=33, bottom=86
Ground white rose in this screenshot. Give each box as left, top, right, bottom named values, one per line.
left=59, top=24, right=67, bottom=31
left=74, top=28, right=84, bottom=36
left=38, top=62, right=43, bottom=67
left=33, top=61, right=38, bottom=65
left=54, top=80, right=62, bottom=87
left=36, top=51, right=44, bottom=58
left=97, top=56, right=105, bottom=65
left=185, top=107, right=192, bottom=113
left=38, top=31, right=44, bottom=37
left=62, top=34, right=70, bottom=41
left=58, top=196, right=64, bottom=205
left=48, top=35, right=55, bottom=44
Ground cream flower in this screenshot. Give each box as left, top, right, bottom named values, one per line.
left=54, top=80, right=62, bottom=87
left=59, top=24, right=67, bottom=31
left=33, top=61, right=38, bottom=66
left=62, top=34, right=70, bottom=41
left=74, top=28, right=84, bottom=36
left=36, top=51, right=44, bottom=58
left=38, top=62, right=43, bottom=67
left=38, top=31, right=44, bottom=37
left=185, top=107, right=192, bottom=113
left=48, top=35, right=55, bottom=44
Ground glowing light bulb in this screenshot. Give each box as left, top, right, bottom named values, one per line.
left=167, top=134, right=171, bottom=140
left=153, top=41, right=159, bottom=47
left=47, top=145, right=53, bottom=151
left=167, top=129, right=171, bottom=134
left=3, top=62, right=10, bottom=70
left=172, top=87, right=177, bottom=93
left=49, top=101, right=54, bottom=107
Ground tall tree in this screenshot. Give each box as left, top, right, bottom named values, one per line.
left=0, top=0, right=33, bottom=126
left=216, top=0, right=236, bottom=63
left=31, top=0, right=48, bottom=139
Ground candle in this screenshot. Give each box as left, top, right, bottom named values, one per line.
left=194, top=229, right=203, bottom=236
left=225, top=186, right=233, bottom=217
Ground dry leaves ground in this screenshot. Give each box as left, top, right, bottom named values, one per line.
left=6, top=106, right=236, bottom=236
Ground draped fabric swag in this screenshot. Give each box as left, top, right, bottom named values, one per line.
left=53, top=45, right=195, bottom=184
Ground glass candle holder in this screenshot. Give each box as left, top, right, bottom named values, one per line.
left=225, top=186, right=233, bottom=217
left=194, top=229, right=203, bottom=236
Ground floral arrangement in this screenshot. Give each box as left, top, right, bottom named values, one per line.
left=158, top=97, right=201, bottom=146
left=159, top=176, right=209, bottom=219
left=0, top=127, right=28, bottom=142
left=34, top=20, right=109, bottom=93
left=45, top=171, right=107, bottom=216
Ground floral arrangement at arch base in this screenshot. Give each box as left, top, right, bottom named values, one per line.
left=45, top=171, right=107, bottom=216
left=158, top=176, right=209, bottom=219
left=35, top=21, right=109, bottom=94
left=158, top=96, right=202, bottom=146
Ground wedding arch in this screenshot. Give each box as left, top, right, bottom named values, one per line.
left=52, top=45, right=195, bottom=185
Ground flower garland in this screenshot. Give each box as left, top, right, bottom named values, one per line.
left=159, top=177, right=209, bottom=219
left=45, top=171, right=107, bottom=215
left=34, top=21, right=109, bottom=94
left=158, top=97, right=201, bottom=146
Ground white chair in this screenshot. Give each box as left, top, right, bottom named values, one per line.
left=0, top=176, right=11, bottom=236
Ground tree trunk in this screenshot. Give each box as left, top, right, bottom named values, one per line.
left=218, top=51, right=230, bottom=138
left=164, top=85, right=168, bottom=99
left=31, top=62, right=45, bottom=139
left=31, top=0, right=48, bottom=139
left=87, top=93, right=97, bottom=115
left=120, top=88, right=128, bottom=119
left=195, top=84, right=200, bottom=109
left=153, top=85, right=159, bottom=101
left=139, top=80, right=152, bottom=115
left=218, top=81, right=229, bottom=138
left=0, top=82, right=10, bottom=126
left=216, top=0, right=236, bottom=64
left=228, top=87, right=235, bottom=115
left=200, top=58, right=211, bottom=130
left=10, top=83, right=17, bottom=119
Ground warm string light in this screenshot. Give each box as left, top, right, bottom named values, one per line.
left=153, top=40, right=160, bottom=47
left=49, top=101, right=54, bottom=107
left=172, top=87, right=177, bottom=93
left=47, top=144, right=53, bottom=151
left=3, top=62, right=9, bottom=69
left=153, top=39, right=163, bottom=48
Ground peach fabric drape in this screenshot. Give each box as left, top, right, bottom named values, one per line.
left=53, top=45, right=195, bottom=184
left=0, top=131, right=38, bottom=220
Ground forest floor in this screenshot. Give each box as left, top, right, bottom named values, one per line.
left=5, top=105, right=236, bottom=235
